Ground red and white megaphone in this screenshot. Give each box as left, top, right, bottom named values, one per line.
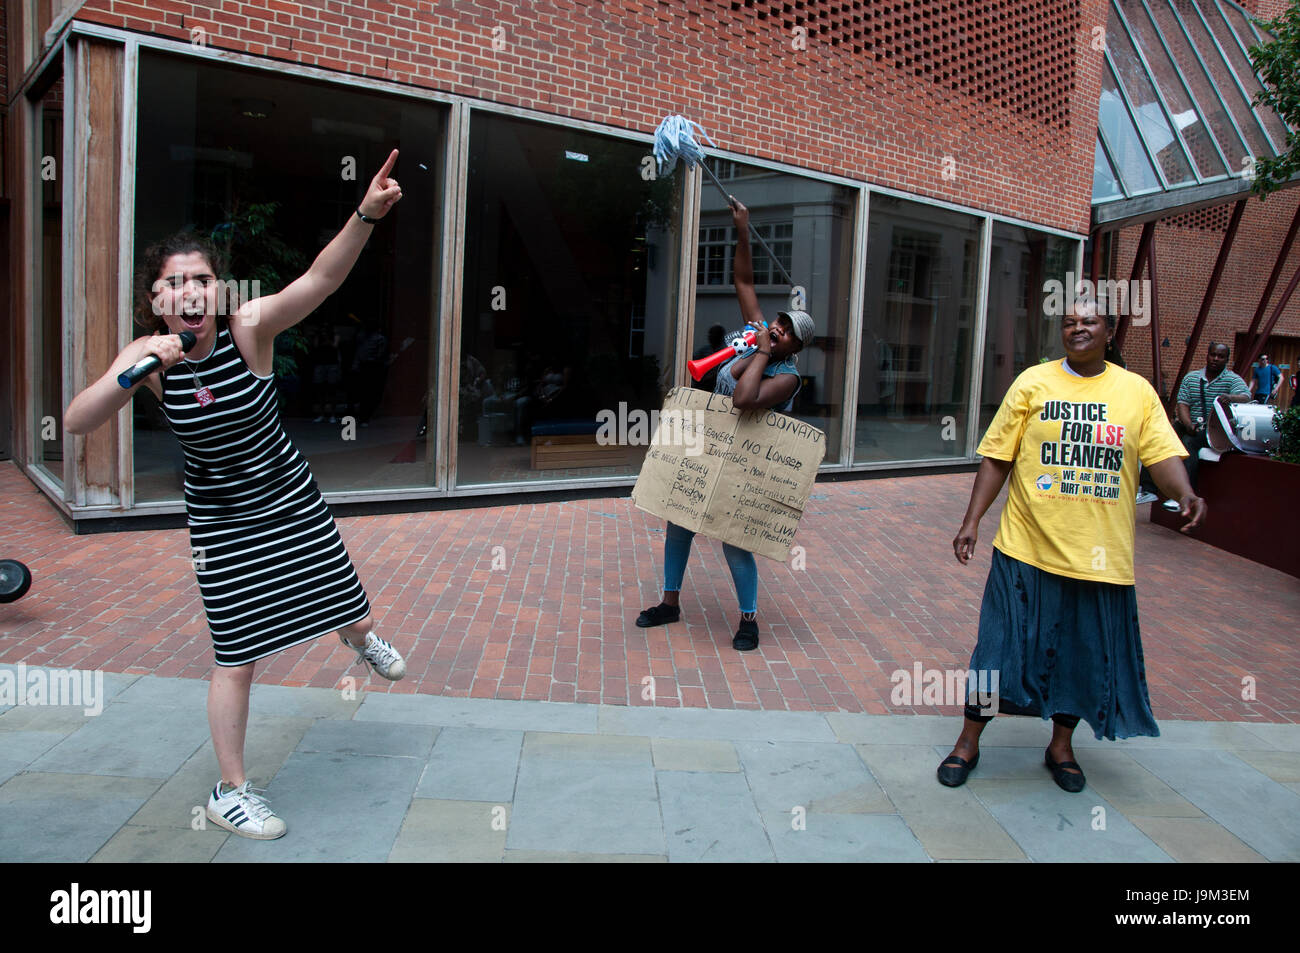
left=687, top=323, right=767, bottom=382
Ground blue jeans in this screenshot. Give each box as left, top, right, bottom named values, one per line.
left=663, top=521, right=758, bottom=614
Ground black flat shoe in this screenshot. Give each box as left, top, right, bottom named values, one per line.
left=635, top=603, right=680, bottom=628
left=936, top=751, right=979, bottom=787
left=1045, top=750, right=1086, bottom=793
left=732, top=619, right=759, bottom=651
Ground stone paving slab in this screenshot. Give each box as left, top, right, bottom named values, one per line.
left=1240, top=722, right=1300, bottom=751
left=213, top=750, right=424, bottom=863
left=1232, top=748, right=1300, bottom=783
left=968, top=780, right=1173, bottom=863
left=355, top=693, right=596, bottom=733
left=297, top=719, right=437, bottom=759
left=0, top=773, right=162, bottom=863
left=389, top=799, right=508, bottom=863
left=502, top=850, right=666, bottom=862
left=28, top=702, right=210, bottom=779
left=0, top=729, right=69, bottom=768
left=417, top=727, right=522, bottom=802
left=761, top=811, right=930, bottom=863
left=0, top=759, right=28, bottom=786
left=248, top=682, right=362, bottom=720
left=651, top=738, right=740, bottom=772
left=600, top=705, right=836, bottom=742
left=1125, top=747, right=1300, bottom=862
left=1126, top=816, right=1268, bottom=863
left=0, top=704, right=105, bottom=732
left=737, top=740, right=891, bottom=814
left=508, top=752, right=662, bottom=855
left=657, top=770, right=773, bottom=863
left=112, top=674, right=210, bottom=708
left=1075, top=749, right=1205, bottom=818
left=856, top=744, right=1026, bottom=861
left=90, top=823, right=230, bottom=863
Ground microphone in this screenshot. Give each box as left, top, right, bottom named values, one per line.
left=118, top=331, right=197, bottom=388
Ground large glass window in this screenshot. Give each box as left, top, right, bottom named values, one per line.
left=133, top=53, right=445, bottom=500
left=457, top=113, right=681, bottom=486
left=855, top=195, right=982, bottom=463
left=980, top=224, right=1078, bottom=433
left=34, top=75, right=63, bottom=484
left=692, top=163, right=855, bottom=459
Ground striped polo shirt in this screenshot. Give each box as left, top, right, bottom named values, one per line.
left=1175, top=368, right=1251, bottom=424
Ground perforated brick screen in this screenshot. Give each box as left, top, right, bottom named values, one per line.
left=737, top=0, right=1080, bottom=129
left=1162, top=204, right=1233, bottom=230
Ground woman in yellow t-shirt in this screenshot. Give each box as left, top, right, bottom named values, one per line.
left=936, top=297, right=1205, bottom=793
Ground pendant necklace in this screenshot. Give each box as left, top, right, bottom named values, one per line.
left=186, top=342, right=217, bottom=407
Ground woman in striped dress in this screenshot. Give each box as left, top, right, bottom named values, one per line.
left=64, top=151, right=408, bottom=839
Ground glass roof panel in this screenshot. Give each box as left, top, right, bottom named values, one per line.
left=1144, top=0, right=1250, bottom=172
left=1106, top=19, right=1197, bottom=184
left=1169, top=0, right=1273, bottom=158
left=1212, top=0, right=1291, bottom=150
left=1116, top=0, right=1228, bottom=178
left=1100, top=60, right=1164, bottom=193
left=1094, top=135, right=1126, bottom=202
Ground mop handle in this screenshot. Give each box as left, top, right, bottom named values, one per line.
left=699, top=162, right=797, bottom=289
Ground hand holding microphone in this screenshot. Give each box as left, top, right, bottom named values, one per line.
left=118, top=331, right=197, bottom=388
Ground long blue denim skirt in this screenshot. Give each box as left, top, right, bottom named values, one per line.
left=967, top=547, right=1160, bottom=741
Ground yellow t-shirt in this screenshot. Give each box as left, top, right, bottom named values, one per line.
left=978, top=360, right=1186, bottom=585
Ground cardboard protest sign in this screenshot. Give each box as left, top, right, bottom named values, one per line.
left=631, top=387, right=825, bottom=561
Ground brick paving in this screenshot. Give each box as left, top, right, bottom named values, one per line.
left=0, top=461, right=1296, bottom=722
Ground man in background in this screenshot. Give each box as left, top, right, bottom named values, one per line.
left=1169, top=342, right=1252, bottom=506
left=1249, top=353, right=1282, bottom=405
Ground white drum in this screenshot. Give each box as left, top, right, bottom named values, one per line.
left=1207, top=400, right=1280, bottom=454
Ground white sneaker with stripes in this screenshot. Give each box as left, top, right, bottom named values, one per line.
left=340, top=631, right=407, bottom=681
left=206, top=780, right=287, bottom=840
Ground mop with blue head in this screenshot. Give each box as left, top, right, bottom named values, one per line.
left=652, top=114, right=796, bottom=289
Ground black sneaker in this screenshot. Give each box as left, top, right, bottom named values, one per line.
left=732, top=619, right=759, bottom=651
left=635, top=603, right=680, bottom=628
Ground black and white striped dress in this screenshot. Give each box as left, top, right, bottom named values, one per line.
left=161, top=326, right=371, bottom=666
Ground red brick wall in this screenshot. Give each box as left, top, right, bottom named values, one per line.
left=1113, top=188, right=1300, bottom=395
left=66, top=0, right=1110, bottom=234
left=1239, top=0, right=1291, bottom=21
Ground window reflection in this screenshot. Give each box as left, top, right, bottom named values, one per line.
left=37, top=76, right=64, bottom=483
left=856, top=195, right=981, bottom=463
left=692, top=163, right=854, bottom=459
left=132, top=53, right=445, bottom=500
left=980, top=224, right=1077, bottom=433
left=457, top=114, right=681, bottom=486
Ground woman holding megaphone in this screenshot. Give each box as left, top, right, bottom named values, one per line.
left=635, top=197, right=815, bottom=651
left=64, top=151, right=409, bottom=839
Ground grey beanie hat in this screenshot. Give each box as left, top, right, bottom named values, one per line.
left=777, top=310, right=816, bottom=345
